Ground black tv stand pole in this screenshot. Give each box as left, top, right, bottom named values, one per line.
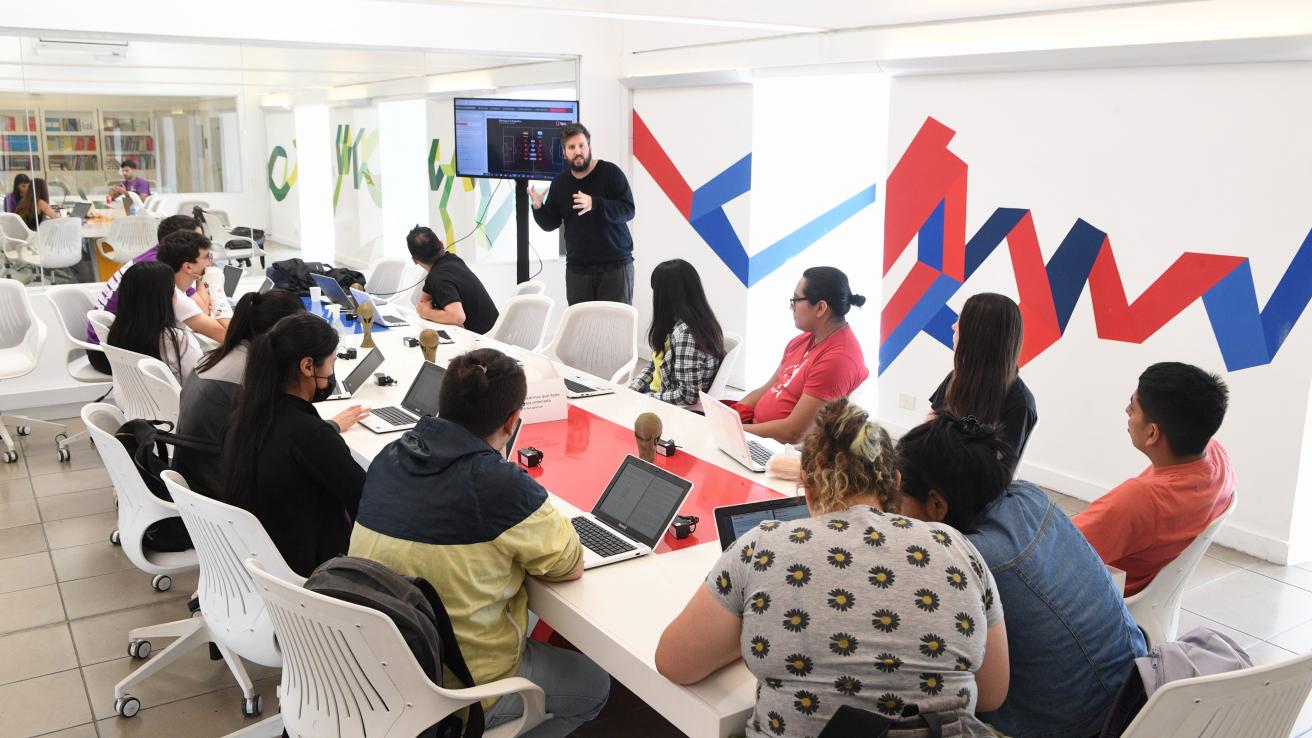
left=515, top=179, right=529, bottom=283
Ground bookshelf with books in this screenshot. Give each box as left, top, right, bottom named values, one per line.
left=0, top=110, right=41, bottom=187
left=43, top=110, right=102, bottom=191
left=102, top=111, right=156, bottom=179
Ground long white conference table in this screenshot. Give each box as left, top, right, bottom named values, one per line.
left=315, top=308, right=787, bottom=738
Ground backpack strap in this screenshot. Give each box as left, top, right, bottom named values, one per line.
left=413, top=577, right=485, bottom=738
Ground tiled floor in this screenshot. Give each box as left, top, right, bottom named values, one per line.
left=1, top=418, right=1310, bottom=737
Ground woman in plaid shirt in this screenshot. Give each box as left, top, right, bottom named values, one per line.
left=630, top=259, right=728, bottom=406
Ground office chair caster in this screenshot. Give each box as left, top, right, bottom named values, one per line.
left=2, top=451, right=15, bottom=464
left=127, top=639, right=151, bottom=660
left=109, top=530, right=120, bottom=545
left=241, top=695, right=263, bottom=717
left=55, top=433, right=71, bottom=463
left=114, top=695, right=141, bottom=718
left=16, top=426, right=30, bottom=436
left=151, top=575, right=172, bottom=592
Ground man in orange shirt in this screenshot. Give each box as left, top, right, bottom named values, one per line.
left=1074, top=362, right=1235, bottom=596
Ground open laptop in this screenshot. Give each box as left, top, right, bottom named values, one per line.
left=310, top=272, right=357, bottom=311
left=68, top=201, right=92, bottom=219
left=503, top=417, right=522, bottom=459
left=222, top=264, right=244, bottom=299
left=571, top=455, right=694, bottom=569
left=325, top=348, right=384, bottom=401
left=714, top=497, right=809, bottom=550
left=700, top=391, right=785, bottom=473
left=360, top=361, right=446, bottom=433
left=518, top=350, right=612, bottom=398
left=349, top=286, right=409, bottom=327
left=257, top=277, right=274, bottom=294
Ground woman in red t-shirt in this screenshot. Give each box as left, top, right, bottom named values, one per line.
left=739, top=267, right=870, bottom=443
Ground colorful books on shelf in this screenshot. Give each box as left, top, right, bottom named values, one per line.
left=0, top=135, right=38, bottom=153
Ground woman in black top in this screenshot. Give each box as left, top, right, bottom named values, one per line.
left=929, top=292, right=1037, bottom=465
left=221, top=313, right=366, bottom=576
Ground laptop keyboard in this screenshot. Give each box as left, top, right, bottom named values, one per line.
left=572, top=517, right=637, bottom=558
left=373, top=406, right=419, bottom=426
left=747, top=440, right=774, bottom=466
left=564, top=378, right=597, bottom=394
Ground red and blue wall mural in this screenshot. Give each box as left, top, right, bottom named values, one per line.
left=633, top=110, right=878, bottom=288
left=881, top=117, right=1312, bottom=374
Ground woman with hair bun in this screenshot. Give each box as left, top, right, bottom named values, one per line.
left=738, top=266, right=870, bottom=443
left=350, top=348, right=610, bottom=737
left=657, top=399, right=1010, bottom=737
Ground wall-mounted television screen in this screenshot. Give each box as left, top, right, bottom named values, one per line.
left=454, top=98, right=580, bottom=180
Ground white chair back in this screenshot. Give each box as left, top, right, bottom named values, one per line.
left=490, top=294, right=554, bottom=352
left=138, top=357, right=182, bottom=427
left=545, top=301, right=639, bottom=384
left=81, top=403, right=196, bottom=577
left=0, top=278, right=45, bottom=380
left=175, top=200, right=210, bottom=216
left=98, top=215, right=157, bottom=264
left=513, top=280, right=546, bottom=296
left=45, top=286, right=109, bottom=383
left=101, top=342, right=170, bottom=421
left=367, top=257, right=409, bottom=302
left=202, top=209, right=262, bottom=266
left=687, top=332, right=743, bottom=412
left=0, top=213, right=34, bottom=249
left=1125, top=493, right=1237, bottom=647
left=1120, top=651, right=1312, bottom=738
left=32, top=217, right=83, bottom=270
left=87, top=308, right=114, bottom=345
left=162, top=471, right=296, bottom=667
left=246, top=560, right=546, bottom=738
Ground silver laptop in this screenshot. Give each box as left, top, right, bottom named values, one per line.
left=700, top=391, right=784, bottom=473
left=360, top=361, right=446, bottom=433
left=68, top=201, right=92, bottom=219
left=257, top=277, right=274, bottom=294
left=326, top=348, right=384, bottom=401
left=310, top=272, right=356, bottom=311
left=518, top=351, right=613, bottom=398
left=571, top=455, right=694, bottom=569
left=350, top=286, right=409, bottom=327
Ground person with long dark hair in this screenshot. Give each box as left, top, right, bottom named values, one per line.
left=628, top=259, right=726, bottom=406
left=221, top=313, right=366, bottom=577
left=106, top=261, right=202, bottom=382
left=15, top=177, right=58, bottom=230
left=928, top=293, right=1037, bottom=464
left=351, top=348, right=609, bottom=737
left=4, top=173, right=30, bottom=213
left=738, top=266, right=870, bottom=443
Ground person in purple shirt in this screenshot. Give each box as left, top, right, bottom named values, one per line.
left=4, top=173, right=30, bottom=214
left=85, top=214, right=203, bottom=374
left=107, top=160, right=151, bottom=207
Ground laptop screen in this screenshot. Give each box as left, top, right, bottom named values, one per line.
left=223, top=265, right=243, bottom=298
left=401, top=362, right=446, bottom=417
left=591, top=456, right=693, bottom=550
left=311, top=273, right=355, bottom=309
left=340, top=349, right=384, bottom=395
left=715, top=497, right=809, bottom=550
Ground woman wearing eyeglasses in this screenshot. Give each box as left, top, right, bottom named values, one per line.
left=736, top=267, right=869, bottom=444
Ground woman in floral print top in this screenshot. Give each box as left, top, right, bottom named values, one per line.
left=657, top=399, right=1010, bottom=737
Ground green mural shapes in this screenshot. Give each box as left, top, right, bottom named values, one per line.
left=334, top=125, right=382, bottom=212
left=428, top=138, right=476, bottom=252
left=266, top=139, right=298, bottom=202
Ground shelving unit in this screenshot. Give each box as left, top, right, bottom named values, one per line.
left=0, top=107, right=161, bottom=202
left=102, top=111, right=156, bottom=181
left=0, top=110, right=41, bottom=187
left=44, top=110, right=101, bottom=194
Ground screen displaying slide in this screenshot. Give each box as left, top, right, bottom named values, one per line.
left=454, top=98, right=579, bottom=179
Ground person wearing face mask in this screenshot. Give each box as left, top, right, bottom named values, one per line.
left=219, top=313, right=366, bottom=577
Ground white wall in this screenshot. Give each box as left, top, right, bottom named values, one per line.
left=878, top=62, right=1312, bottom=563
left=264, top=109, right=300, bottom=246
left=294, top=104, right=333, bottom=263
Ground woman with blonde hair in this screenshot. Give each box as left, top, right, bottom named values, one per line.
left=656, top=399, right=1009, bottom=737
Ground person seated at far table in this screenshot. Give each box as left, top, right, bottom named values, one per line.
left=107, top=159, right=151, bottom=207
left=657, top=399, right=1009, bottom=738
left=1074, top=362, right=1235, bottom=597
left=15, top=176, right=58, bottom=230
left=736, top=266, right=869, bottom=444
left=4, top=173, right=30, bottom=214
left=407, top=224, right=500, bottom=334
left=897, top=412, right=1145, bottom=738
left=350, top=348, right=609, bottom=738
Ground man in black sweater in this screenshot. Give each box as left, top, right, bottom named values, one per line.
left=530, top=122, right=636, bottom=305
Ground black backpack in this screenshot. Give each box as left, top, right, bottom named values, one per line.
left=114, top=419, right=217, bottom=553
left=305, top=556, right=485, bottom=738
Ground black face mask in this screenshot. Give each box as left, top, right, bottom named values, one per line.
left=311, top=373, right=337, bottom=403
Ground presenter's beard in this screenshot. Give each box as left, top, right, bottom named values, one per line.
left=570, top=153, right=592, bottom=172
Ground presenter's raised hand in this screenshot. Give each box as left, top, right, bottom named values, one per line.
left=529, top=186, right=545, bottom=210
left=572, top=190, right=593, bottom=215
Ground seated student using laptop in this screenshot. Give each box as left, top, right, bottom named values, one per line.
left=221, top=314, right=365, bottom=578
left=350, top=349, right=609, bottom=737
left=736, top=267, right=869, bottom=444
left=658, top=400, right=1009, bottom=738
left=406, top=224, right=500, bottom=334
left=1074, top=362, right=1235, bottom=597
left=897, top=413, right=1145, bottom=738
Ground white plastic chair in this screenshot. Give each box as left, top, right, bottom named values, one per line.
left=0, top=213, right=35, bottom=279
left=96, top=215, right=157, bottom=264
left=1120, top=651, right=1312, bottom=738
left=367, top=257, right=410, bottom=305
left=138, top=357, right=182, bottom=427
left=175, top=199, right=210, bottom=216
left=514, top=280, right=547, bottom=296
left=244, top=558, right=547, bottom=738
left=100, top=342, right=172, bottom=422
left=1126, top=493, right=1238, bottom=647
left=688, top=331, right=744, bottom=413
left=544, top=301, right=639, bottom=384
left=490, top=294, right=555, bottom=352
left=202, top=209, right=264, bottom=270
left=81, top=402, right=196, bottom=591
left=87, top=308, right=114, bottom=344
left=0, top=279, right=74, bottom=464
left=21, top=217, right=83, bottom=278
left=46, top=286, right=112, bottom=383
left=109, top=471, right=303, bottom=724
